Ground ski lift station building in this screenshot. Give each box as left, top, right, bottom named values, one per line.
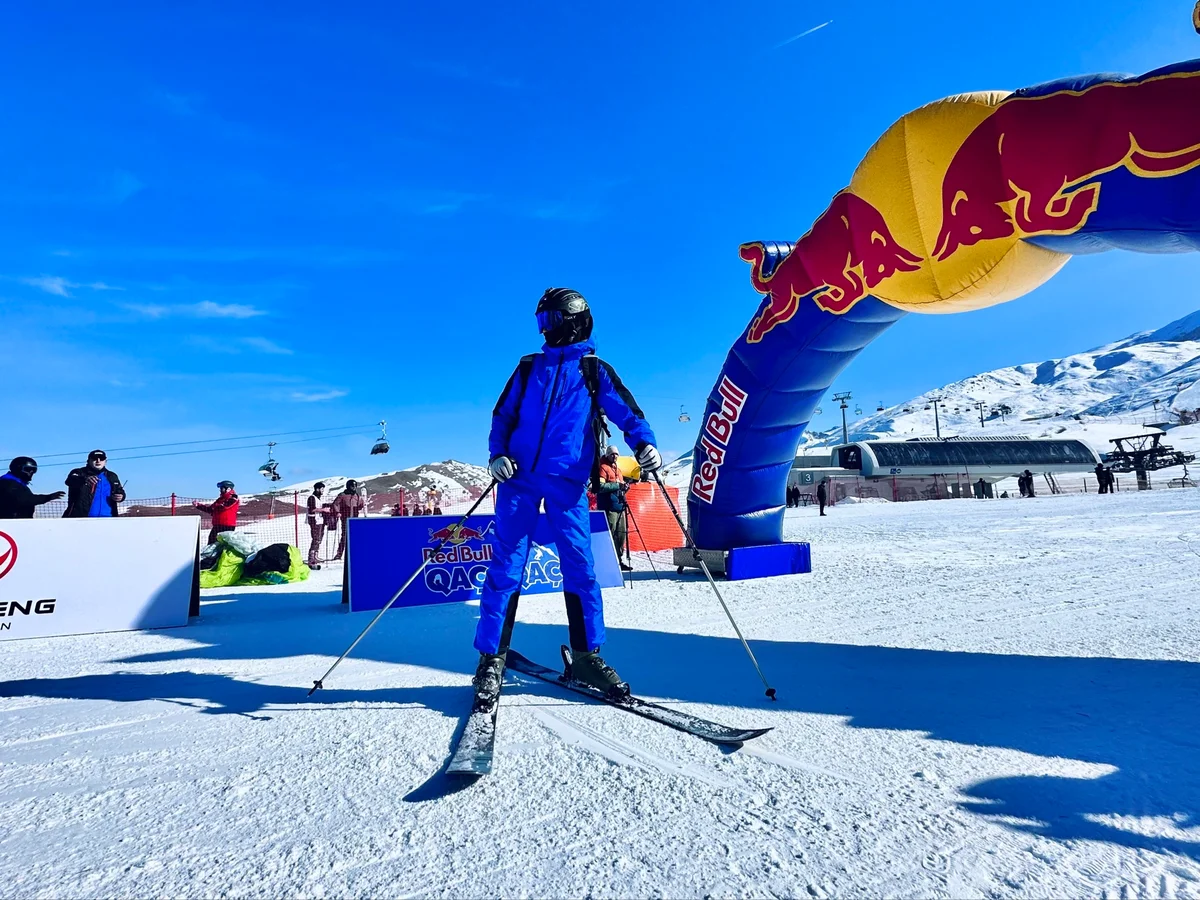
left=790, top=436, right=1101, bottom=502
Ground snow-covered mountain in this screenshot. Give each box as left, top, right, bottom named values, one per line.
left=801, top=308, right=1200, bottom=454
left=661, top=309, right=1200, bottom=486
left=243, top=460, right=491, bottom=512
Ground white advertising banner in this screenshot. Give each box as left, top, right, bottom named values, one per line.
left=0, top=517, right=199, bottom=641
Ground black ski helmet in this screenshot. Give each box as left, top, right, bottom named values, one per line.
left=536, top=287, right=592, bottom=347
left=8, top=457, right=37, bottom=482
left=217, top=480, right=235, bottom=491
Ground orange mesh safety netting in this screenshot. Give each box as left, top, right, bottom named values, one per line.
left=624, top=482, right=685, bottom=553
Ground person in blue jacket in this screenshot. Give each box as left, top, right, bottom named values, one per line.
left=473, top=287, right=661, bottom=709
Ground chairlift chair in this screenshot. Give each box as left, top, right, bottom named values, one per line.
left=814, top=406, right=823, bottom=415
left=876, top=401, right=885, bottom=412
left=371, top=420, right=391, bottom=456
left=258, top=441, right=282, bottom=482
left=854, top=405, right=862, bottom=415
left=678, top=405, right=691, bottom=423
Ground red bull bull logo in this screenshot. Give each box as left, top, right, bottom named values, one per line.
left=741, top=191, right=922, bottom=341
left=427, top=521, right=494, bottom=546
left=934, top=69, right=1200, bottom=260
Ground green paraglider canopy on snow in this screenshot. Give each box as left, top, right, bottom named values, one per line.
left=199, top=540, right=309, bottom=589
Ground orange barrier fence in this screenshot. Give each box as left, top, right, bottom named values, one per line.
left=624, top=482, right=686, bottom=553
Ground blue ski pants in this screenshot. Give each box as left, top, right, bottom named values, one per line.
left=473, top=472, right=605, bottom=655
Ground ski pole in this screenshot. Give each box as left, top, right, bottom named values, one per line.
left=625, top=506, right=660, bottom=581
left=624, top=509, right=634, bottom=591
left=651, top=472, right=777, bottom=701
left=308, top=479, right=498, bottom=696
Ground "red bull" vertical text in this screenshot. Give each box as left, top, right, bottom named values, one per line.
left=691, top=375, right=748, bottom=504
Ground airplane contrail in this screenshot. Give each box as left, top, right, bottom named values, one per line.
left=772, top=20, right=832, bottom=51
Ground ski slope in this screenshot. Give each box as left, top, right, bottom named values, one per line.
left=2, top=490, right=1199, bottom=897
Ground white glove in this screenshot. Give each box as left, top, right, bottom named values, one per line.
left=635, top=444, right=662, bottom=473
left=489, top=456, right=516, bottom=482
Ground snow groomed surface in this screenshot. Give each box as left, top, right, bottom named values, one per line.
left=1, top=490, right=1198, bottom=897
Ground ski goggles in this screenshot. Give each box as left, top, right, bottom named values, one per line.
left=536, top=309, right=564, bottom=333
left=18, top=462, right=37, bottom=477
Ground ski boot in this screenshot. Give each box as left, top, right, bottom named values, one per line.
left=564, top=647, right=630, bottom=700
left=472, top=653, right=506, bottom=713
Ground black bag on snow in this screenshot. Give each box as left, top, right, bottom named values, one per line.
left=242, top=543, right=292, bottom=578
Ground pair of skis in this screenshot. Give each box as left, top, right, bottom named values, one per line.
left=447, top=647, right=772, bottom=776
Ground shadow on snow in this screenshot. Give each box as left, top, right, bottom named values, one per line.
left=2, top=586, right=1198, bottom=852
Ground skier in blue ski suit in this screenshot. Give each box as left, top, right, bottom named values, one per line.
left=472, top=288, right=661, bottom=707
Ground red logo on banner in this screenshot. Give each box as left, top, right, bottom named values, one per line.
left=0, top=532, right=16, bottom=580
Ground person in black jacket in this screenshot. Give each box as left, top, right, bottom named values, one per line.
left=63, top=450, right=125, bottom=518
left=817, top=478, right=828, bottom=516
left=0, top=457, right=65, bottom=519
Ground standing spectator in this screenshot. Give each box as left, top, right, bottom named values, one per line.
left=1104, top=466, right=1116, bottom=493
left=596, top=446, right=631, bottom=571
left=306, top=482, right=330, bottom=568
left=1022, top=469, right=1036, bottom=498
left=816, top=478, right=828, bottom=517
left=63, top=450, right=125, bottom=518
left=429, top=487, right=444, bottom=515
left=0, top=457, right=65, bottom=519
left=332, top=480, right=365, bottom=560
left=195, top=481, right=240, bottom=546
left=390, top=503, right=403, bottom=517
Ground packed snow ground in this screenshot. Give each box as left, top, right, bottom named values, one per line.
left=2, top=491, right=1199, bottom=898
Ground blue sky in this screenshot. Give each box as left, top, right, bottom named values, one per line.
left=3, top=1, right=1198, bottom=497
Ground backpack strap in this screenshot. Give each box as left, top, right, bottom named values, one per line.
left=515, top=354, right=537, bottom=405
left=580, top=355, right=610, bottom=493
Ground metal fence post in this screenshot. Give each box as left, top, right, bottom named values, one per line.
left=294, top=491, right=299, bottom=546
left=171, top=493, right=176, bottom=516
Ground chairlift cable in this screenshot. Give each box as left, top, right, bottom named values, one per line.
left=35, top=431, right=375, bottom=467
left=31, top=423, right=378, bottom=460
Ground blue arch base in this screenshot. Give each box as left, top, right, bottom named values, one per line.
left=687, top=295, right=906, bottom=551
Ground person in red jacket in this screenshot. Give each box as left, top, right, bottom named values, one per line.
left=195, top=480, right=240, bottom=546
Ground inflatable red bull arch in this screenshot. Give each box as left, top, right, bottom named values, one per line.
left=689, top=59, right=1200, bottom=551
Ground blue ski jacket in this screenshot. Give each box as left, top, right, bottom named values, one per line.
left=489, top=338, right=656, bottom=484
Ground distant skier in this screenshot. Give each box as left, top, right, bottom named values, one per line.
left=472, top=287, right=660, bottom=709
left=0, top=457, right=65, bottom=519
left=817, top=478, right=828, bottom=516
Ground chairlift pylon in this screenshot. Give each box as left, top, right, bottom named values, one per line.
left=370, top=420, right=391, bottom=456
left=258, top=441, right=282, bottom=482
left=678, top=405, right=691, bottom=423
